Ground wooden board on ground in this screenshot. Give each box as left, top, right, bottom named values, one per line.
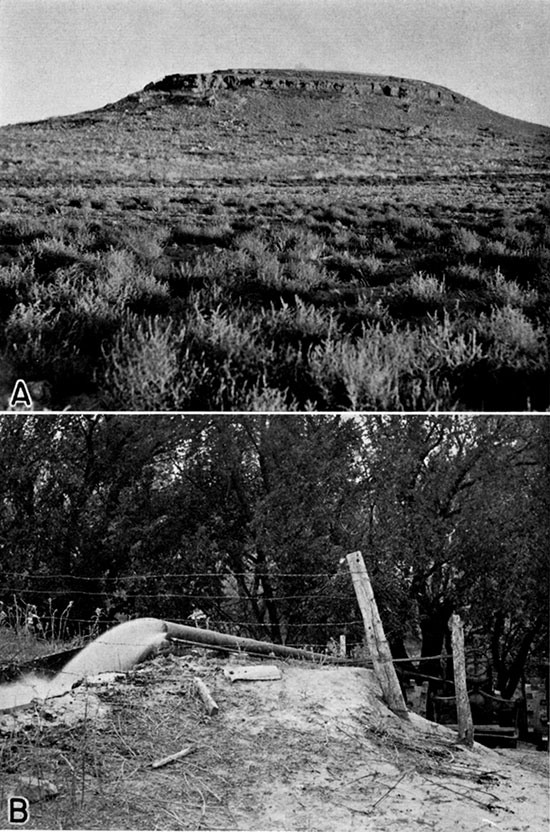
left=224, top=665, right=282, bottom=683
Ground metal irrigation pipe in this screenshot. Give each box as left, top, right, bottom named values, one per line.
left=163, top=620, right=366, bottom=666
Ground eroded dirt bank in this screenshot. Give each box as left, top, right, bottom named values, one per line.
left=1, top=655, right=548, bottom=830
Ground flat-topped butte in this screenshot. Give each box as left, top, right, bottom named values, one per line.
left=142, top=68, right=465, bottom=104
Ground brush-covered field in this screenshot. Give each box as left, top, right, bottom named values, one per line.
left=1, top=70, right=548, bottom=411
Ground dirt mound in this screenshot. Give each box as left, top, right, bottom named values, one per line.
left=1, top=654, right=547, bottom=830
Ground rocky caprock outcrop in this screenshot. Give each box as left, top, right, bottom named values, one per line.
left=142, top=68, right=464, bottom=105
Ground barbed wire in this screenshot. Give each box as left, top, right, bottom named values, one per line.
left=0, top=619, right=445, bottom=664
left=0, top=615, right=365, bottom=629
left=1, top=571, right=351, bottom=580
left=0, top=628, right=448, bottom=666
left=0, top=587, right=355, bottom=601
left=0, top=574, right=421, bottom=662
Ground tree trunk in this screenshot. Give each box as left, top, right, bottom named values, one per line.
left=491, top=611, right=505, bottom=690
left=419, top=611, right=452, bottom=720
left=389, top=637, right=418, bottom=676
left=256, top=547, right=282, bottom=643
left=502, top=615, right=545, bottom=698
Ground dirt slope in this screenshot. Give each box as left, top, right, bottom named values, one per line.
left=1, top=654, right=548, bottom=830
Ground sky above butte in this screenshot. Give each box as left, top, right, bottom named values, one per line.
left=1, top=0, right=549, bottom=127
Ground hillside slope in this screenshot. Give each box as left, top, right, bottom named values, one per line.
left=5, top=68, right=548, bottom=190
left=0, top=69, right=547, bottom=411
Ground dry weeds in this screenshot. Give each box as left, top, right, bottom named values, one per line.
left=1, top=655, right=547, bottom=830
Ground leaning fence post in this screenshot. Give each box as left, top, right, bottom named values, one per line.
left=450, top=613, right=474, bottom=747
left=346, top=551, right=409, bottom=719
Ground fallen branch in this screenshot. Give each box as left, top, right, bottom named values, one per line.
left=370, top=770, right=411, bottom=810
left=151, top=745, right=196, bottom=769
left=423, top=776, right=511, bottom=812
left=193, top=677, right=219, bottom=715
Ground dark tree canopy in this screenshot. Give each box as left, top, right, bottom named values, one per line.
left=0, top=414, right=546, bottom=695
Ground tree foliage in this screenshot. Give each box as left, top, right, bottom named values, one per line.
left=0, top=414, right=546, bottom=694
left=354, top=415, right=548, bottom=698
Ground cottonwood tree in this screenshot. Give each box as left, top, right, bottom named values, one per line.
left=0, top=415, right=197, bottom=626
left=160, top=415, right=362, bottom=644
left=1, top=412, right=545, bottom=690
left=354, top=415, right=547, bottom=705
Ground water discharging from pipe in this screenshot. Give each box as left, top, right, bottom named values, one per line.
left=0, top=672, right=70, bottom=711
left=0, top=615, right=343, bottom=712
left=0, top=617, right=169, bottom=712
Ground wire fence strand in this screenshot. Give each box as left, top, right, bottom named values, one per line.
left=2, top=571, right=352, bottom=580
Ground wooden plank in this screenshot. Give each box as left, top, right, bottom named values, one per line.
left=223, top=665, right=282, bottom=683
left=446, top=724, right=517, bottom=735
left=450, top=614, right=474, bottom=747
left=193, top=677, right=219, bottom=715
left=346, top=551, right=408, bottom=719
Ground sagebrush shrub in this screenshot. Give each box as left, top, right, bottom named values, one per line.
left=421, top=312, right=484, bottom=368
left=480, top=306, right=545, bottom=361
left=236, top=231, right=270, bottom=259
left=286, top=228, right=325, bottom=261
left=285, top=258, right=327, bottom=289
left=255, top=251, right=283, bottom=286
left=308, top=313, right=486, bottom=410
left=486, top=268, right=538, bottom=308
left=445, top=263, right=484, bottom=287
left=0, top=215, right=48, bottom=245
left=262, top=297, right=337, bottom=343
left=309, top=324, right=412, bottom=409
left=101, top=249, right=169, bottom=307
left=360, top=254, right=384, bottom=276
left=0, top=195, right=546, bottom=410
left=407, top=272, right=445, bottom=301
left=482, top=238, right=508, bottom=257
left=0, top=264, right=33, bottom=316
left=238, top=377, right=308, bottom=412
left=190, top=305, right=260, bottom=361
left=452, top=227, right=481, bottom=254
left=373, top=233, right=397, bottom=256
left=101, top=314, right=186, bottom=409
left=122, top=227, right=167, bottom=266
left=5, top=303, right=61, bottom=377
left=397, top=216, right=441, bottom=242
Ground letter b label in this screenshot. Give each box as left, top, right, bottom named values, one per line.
left=8, top=797, right=29, bottom=824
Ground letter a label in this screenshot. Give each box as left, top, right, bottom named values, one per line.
left=9, top=380, right=32, bottom=410
left=8, top=796, right=29, bottom=824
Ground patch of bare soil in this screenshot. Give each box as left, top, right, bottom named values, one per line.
left=1, top=654, right=548, bottom=831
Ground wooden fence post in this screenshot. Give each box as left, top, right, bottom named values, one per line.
left=450, top=614, right=474, bottom=747
left=346, top=551, right=408, bottom=719
left=339, top=634, right=347, bottom=658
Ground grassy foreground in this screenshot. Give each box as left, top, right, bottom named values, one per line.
left=0, top=205, right=547, bottom=411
